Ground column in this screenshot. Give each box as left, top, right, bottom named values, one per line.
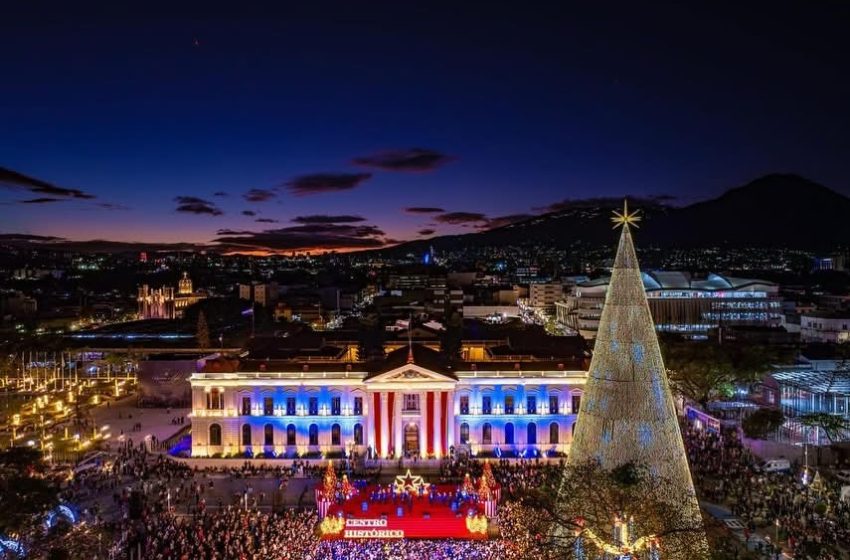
left=392, top=392, right=402, bottom=457
left=442, top=391, right=451, bottom=453
left=432, top=390, right=442, bottom=457
left=380, top=392, right=389, bottom=457
left=420, top=390, right=429, bottom=458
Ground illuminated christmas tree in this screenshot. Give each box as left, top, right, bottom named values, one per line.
left=340, top=474, right=354, bottom=498
left=323, top=460, right=338, bottom=498
left=482, top=459, right=496, bottom=489
left=462, top=472, right=475, bottom=495
left=564, top=202, right=709, bottom=558
left=477, top=471, right=492, bottom=501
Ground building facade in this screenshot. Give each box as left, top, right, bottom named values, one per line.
left=138, top=272, right=205, bottom=319
left=189, top=345, right=586, bottom=459
left=557, top=271, right=781, bottom=339
left=800, top=312, right=850, bottom=344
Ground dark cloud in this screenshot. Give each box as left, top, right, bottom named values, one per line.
left=481, top=213, right=534, bottom=229
left=242, top=210, right=257, bottom=217
left=434, top=212, right=489, bottom=225
left=292, top=214, right=367, bottom=224
left=533, top=195, right=676, bottom=213
left=0, top=167, right=96, bottom=199
left=404, top=207, right=445, bottom=214
left=353, top=148, right=452, bottom=172
left=174, top=196, right=223, bottom=216
left=418, top=229, right=436, bottom=236
left=19, top=197, right=61, bottom=204
left=284, top=173, right=372, bottom=196
left=97, top=202, right=130, bottom=210
left=243, top=188, right=276, bottom=202
left=255, top=218, right=278, bottom=223
left=216, top=229, right=254, bottom=235
left=213, top=222, right=388, bottom=252
left=213, top=191, right=229, bottom=197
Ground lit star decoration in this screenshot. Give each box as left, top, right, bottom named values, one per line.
left=393, top=469, right=430, bottom=493
left=611, top=199, right=641, bottom=229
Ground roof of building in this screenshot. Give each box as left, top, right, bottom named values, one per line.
left=578, top=271, right=777, bottom=292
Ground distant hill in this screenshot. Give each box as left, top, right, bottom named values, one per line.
left=389, top=174, right=850, bottom=253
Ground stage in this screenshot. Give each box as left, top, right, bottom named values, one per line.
left=321, top=483, right=489, bottom=539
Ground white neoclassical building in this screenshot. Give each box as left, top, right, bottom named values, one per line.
left=189, top=342, right=587, bottom=459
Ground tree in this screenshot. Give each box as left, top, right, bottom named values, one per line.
left=0, top=447, right=58, bottom=537
left=741, top=408, right=785, bottom=439
left=196, top=310, right=211, bottom=348
left=799, top=412, right=850, bottom=444
left=501, top=461, right=710, bottom=560
left=662, top=338, right=786, bottom=408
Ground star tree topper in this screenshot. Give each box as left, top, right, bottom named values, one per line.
left=393, top=469, right=430, bottom=493
left=611, top=199, right=641, bottom=229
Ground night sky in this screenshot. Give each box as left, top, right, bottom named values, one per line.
left=2, top=3, right=849, bottom=252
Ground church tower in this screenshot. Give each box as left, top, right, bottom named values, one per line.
left=566, top=202, right=708, bottom=558
left=178, top=271, right=193, bottom=295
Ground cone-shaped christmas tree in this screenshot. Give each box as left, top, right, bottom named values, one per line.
left=566, top=201, right=708, bottom=558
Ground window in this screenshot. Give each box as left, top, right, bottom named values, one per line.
left=241, top=424, right=252, bottom=446
left=527, top=396, right=537, bottom=415
left=504, top=422, right=514, bottom=445
left=353, top=397, right=363, bottom=415
left=571, top=394, right=581, bottom=414
left=505, top=395, right=515, bottom=415
left=286, top=424, right=296, bottom=446
left=460, top=423, right=470, bottom=444
left=482, top=396, right=492, bottom=415
left=331, top=423, right=341, bottom=446
left=264, top=424, right=274, bottom=446
left=549, top=422, right=559, bottom=444
left=354, top=423, right=363, bottom=445
left=263, top=396, right=274, bottom=416
left=209, top=424, right=222, bottom=446
left=308, top=424, right=319, bottom=446
left=207, top=388, right=223, bottom=410
left=308, top=397, right=318, bottom=416
left=460, top=395, right=470, bottom=415
left=241, top=397, right=251, bottom=416
left=482, top=423, right=492, bottom=444
left=286, top=397, right=296, bottom=416
left=527, top=422, right=537, bottom=445
left=331, top=396, right=341, bottom=416
left=403, top=394, right=420, bottom=412
left=549, top=395, right=559, bottom=415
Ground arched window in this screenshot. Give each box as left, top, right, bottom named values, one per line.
left=286, top=424, right=296, bottom=446
left=527, top=422, right=537, bottom=445
left=354, top=423, right=363, bottom=445
left=264, top=423, right=274, bottom=446
left=482, top=423, right=492, bottom=445
left=460, top=423, right=470, bottom=444
left=331, top=423, right=341, bottom=446
left=209, top=424, right=222, bottom=446
left=309, top=424, right=319, bottom=446
left=504, top=422, right=515, bottom=445
left=241, top=424, right=252, bottom=446
left=549, top=422, right=559, bottom=444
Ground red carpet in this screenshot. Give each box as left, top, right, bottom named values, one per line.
left=323, top=484, right=487, bottom=540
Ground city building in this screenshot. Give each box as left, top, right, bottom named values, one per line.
left=188, top=338, right=587, bottom=459
left=556, top=271, right=781, bottom=339
left=528, top=282, right=564, bottom=311
left=238, top=281, right=280, bottom=307
left=800, top=312, right=850, bottom=343
left=138, top=272, right=206, bottom=319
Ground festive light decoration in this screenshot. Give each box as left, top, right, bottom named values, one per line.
left=393, top=469, right=430, bottom=494
left=340, top=474, right=355, bottom=498
left=482, top=459, right=496, bottom=488
left=477, top=472, right=492, bottom=501
left=461, top=472, right=475, bottom=495
left=319, top=515, right=345, bottom=535
left=465, top=514, right=489, bottom=534
left=322, top=460, right=338, bottom=498
left=565, top=202, right=709, bottom=558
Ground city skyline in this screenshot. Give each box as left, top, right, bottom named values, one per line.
left=3, top=3, right=850, bottom=252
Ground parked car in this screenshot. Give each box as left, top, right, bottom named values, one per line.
left=756, top=458, right=791, bottom=473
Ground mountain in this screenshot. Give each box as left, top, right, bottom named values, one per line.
left=392, top=174, right=850, bottom=253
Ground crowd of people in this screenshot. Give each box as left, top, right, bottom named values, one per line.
left=685, top=425, right=850, bottom=558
